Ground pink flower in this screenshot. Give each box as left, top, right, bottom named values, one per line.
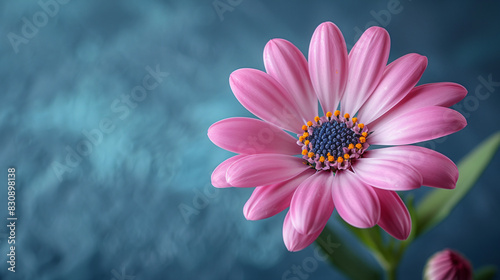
left=208, top=22, right=467, bottom=251
left=424, top=249, right=473, bottom=280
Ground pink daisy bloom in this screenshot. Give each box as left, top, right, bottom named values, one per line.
left=424, top=249, right=473, bottom=280
left=208, top=22, right=467, bottom=251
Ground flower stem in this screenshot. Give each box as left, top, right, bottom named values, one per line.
left=386, top=264, right=397, bottom=280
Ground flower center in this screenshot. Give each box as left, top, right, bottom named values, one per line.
left=297, top=110, right=370, bottom=171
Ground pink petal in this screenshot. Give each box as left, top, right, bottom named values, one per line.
left=374, top=188, right=411, bottom=240
left=208, top=117, right=301, bottom=155
left=429, top=268, right=454, bottom=280
left=211, top=155, right=247, bottom=188
left=243, top=169, right=315, bottom=220
left=427, top=259, right=453, bottom=279
left=308, top=22, right=348, bottom=113
left=290, top=171, right=334, bottom=234
left=283, top=211, right=323, bottom=252
left=368, top=82, right=467, bottom=129
left=226, top=154, right=309, bottom=188
left=365, top=146, right=458, bottom=189
left=352, top=157, right=423, bottom=191
left=341, top=27, right=390, bottom=116
left=357, top=53, right=428, bottom=124
left=230, top=68, right=304, bottom=133
left=264, top=39, right=318, bottom=121
left=332, top=171, right=380, bottom=228
left=368, top=106, right=467, bottom=145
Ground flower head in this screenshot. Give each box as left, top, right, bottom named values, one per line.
left=208, top=22, right=467, bottom=251
left=424, top=249, right=473, bottom=280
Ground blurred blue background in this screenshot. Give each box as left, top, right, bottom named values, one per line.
left=1, top=0, right=499, bottom=279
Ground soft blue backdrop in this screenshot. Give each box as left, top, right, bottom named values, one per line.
left=1, top=0, right=499, bottom=279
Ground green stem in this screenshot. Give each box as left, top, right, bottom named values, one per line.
left=386, top=263, right=397, bottom=280
left=382, top=247, right=406, bottom=280
left=371, top=243, right=400, bottom=280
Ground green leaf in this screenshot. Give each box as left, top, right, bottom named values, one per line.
left=416, top=131, right=500, bottom=236
left=342, top=221, right=381, bottom=253
left=474, top=265, right=497, bottom=280
left=316, top=225, right=382, bottom=280
left=341, top=221, right=392, bottom=268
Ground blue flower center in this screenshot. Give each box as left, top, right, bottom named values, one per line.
left=297, top=111, right=369, bottom=171
left=308, top=122, right=358, bottom=158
